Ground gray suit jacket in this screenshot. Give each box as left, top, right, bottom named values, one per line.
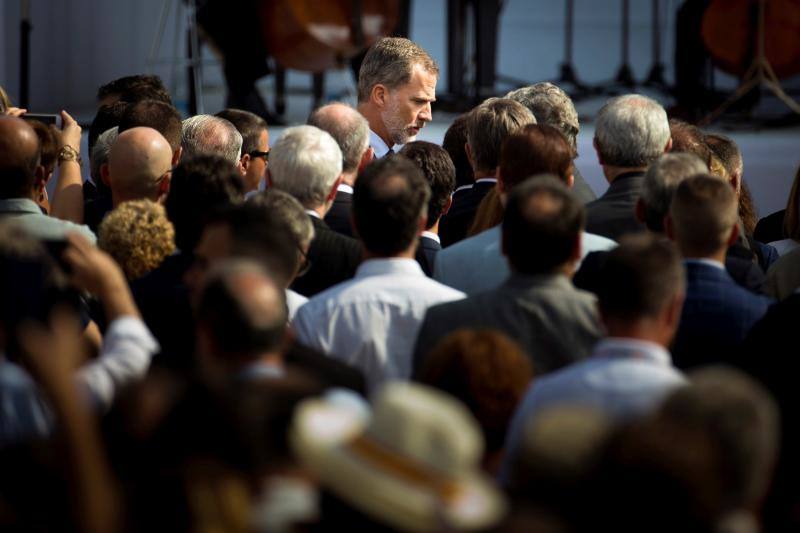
left=413, top=273, right=603, bottom=375
left=585, top=171, right=646, bottom=241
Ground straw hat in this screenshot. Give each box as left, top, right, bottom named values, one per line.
left=291, top=382, right=507, bottom=532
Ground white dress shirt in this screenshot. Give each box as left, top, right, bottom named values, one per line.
left=434, top=225, right=617, bottom=295
left=499, top=337, right=685, bottom=484
left=285, top=289, right=308, bottom=321
left=369, top=129, right=394, bottom=158
left=292, top=258, right=465, bottom=394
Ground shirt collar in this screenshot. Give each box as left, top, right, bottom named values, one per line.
left=0, top=198, right=43, bottom=214
left=421, top=231, right=440, bottom=244
left=355, top=257, right=425, bottom=278
left=337, top=183, right=354, bottom=194
left=369, top=129, right=393, bottom=158
left=237, top=360, right=285, bottom=381
left=592, top=337, right=672, bottom=366
left=474, top=177, right=498, bottom=185
left=684, top=258, right=726, bottom=271
left=305, top=209, right=322, bottom=220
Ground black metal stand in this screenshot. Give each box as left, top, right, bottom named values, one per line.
left=642, top=0, right=670, bottom=91
left=556, top=0, right=593, bottom=99
left=19, top=1, right=32, bottom=109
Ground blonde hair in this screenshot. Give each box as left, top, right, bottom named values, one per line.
left=99, top=200, right=176, bottom=280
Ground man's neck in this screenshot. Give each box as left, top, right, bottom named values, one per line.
left=473, top=169, right=496, bottom=181
left=603, top=318, right=671, bottom=348
left=602, top=165, right=647, bottom=184
left=341, top=171, right=357, bottom=188
left=357, top=103, right=392, bottom=148
left=680, top=248, right=727, bottom=265
left=363, top=242, right=418, bottom=261
left=427, top=219, right=440, bottom=235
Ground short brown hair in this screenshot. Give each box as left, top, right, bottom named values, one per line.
left=119, top=99, right=183, bottom=152
left=29, top=120, right=61, bottom=176
left=399, top=141, right=456, bottom=229
left=670, top=175, right=738, bottom=257
left=357, top=37, right=438, bottom=102
left=467, top=98, right=535, bottom=173
left=99, top=199, right=176, bottom=280
left=499, top=124, right=574, bottom=191
left=597, top=233, right=684, bottom=320
left=416, top=329, right=533, bottom=452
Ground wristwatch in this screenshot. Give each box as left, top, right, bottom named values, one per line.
left=58, top=145, right=82, bottom=166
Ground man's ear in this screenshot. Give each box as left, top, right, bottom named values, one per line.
left=327, top=175, right=344, bottom=202
left=33, top=165, right=47, bottom=190
left=635, top=198, right=646, bottom=224
left=358, top=147, right=375, bottom=172
left=566, top=174, right=575, bottom=189
left=664, top=291, right=685, bottom=331
left=593, top=137, right=604, bottom=165
left=370, top=84, right=388, bottom=108
left=442, top=195, right=453, bottom=216
left=157, top=171, right=172, bottom=202
left=729, top=172, right=741, bottom=195
left=236, top=159, right=246, bottom=177
left=172, top=146, right=183, bottom=166
left=240, top=153, right=251, bottom=173
left=665, top=137, right=673, bottom=153
left=100, top=163, right=111, bottom=187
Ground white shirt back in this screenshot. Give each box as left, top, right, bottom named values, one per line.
left=292, top=258, right=465, bottom=394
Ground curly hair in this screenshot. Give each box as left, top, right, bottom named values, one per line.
left=98, top=200, right=176, bottom=280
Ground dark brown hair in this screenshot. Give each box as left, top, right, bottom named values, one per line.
left=500, top=124, right=574, bottom=191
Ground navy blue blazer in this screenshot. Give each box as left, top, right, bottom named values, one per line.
left=415, top=235, right=441, bottom=276
left=439, top=180, right=496, bottom=247
left=671, top=261, right=773, bottom=369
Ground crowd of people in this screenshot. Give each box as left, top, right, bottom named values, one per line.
left=0, top=36, right=798, bottom=531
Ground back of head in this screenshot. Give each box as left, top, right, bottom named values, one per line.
left=597, top=233, right=684, bottom=321
left=595, top=94, right=670, bottom=168
left=196, top=259, right=287, bottom=361
left=669, top=119, right=714, bottom=168
left=659, top=366, right=779, bottom=512
left=108, top=126, right=173, bottom=201
left=357, top=37, right=439, bottom=103
left=0, top=117, right=40, bottom=200
left=705, top=133, right=742, bottom=178
left=97, top=74, right=172, bottom=106
left=98, top=199, right=176, bottom=280
left=181, top=115, right=243, bottom=163
left=499, top=124, right=574, bottom=191
left=442, top=112, right=474, bottom=189
left=248, top=189, right=314, bottom=250
left=91, top=127, right=119, bottom=187
left=399, top=141, right=455, bottom=229
left=307, top=103, right=369, bottom=174
left=204, top=203, right=300, bottom=287
left=417, top=329, right=533, bottom=453
left=29, top=121, right=60, bottom=177
left=642, top=152, right=709, bottom=232
left=268, top=125, right=343, bottom=209
left=502, top=176, right=583, bottom=275
left=467, top=98, right=536, bottom=173
left=215, top=108, right=268, bottom=155
left=166, top=155, right=244, bottom=252
left=119, top=99, right=183, bottom=153
left=353, top=155, right=430, bottom=256
left=88, top=102, right=128, bottom=159
left=506, top=82, right=579, bottom=154
left=669, top=175, right=738, bottom=257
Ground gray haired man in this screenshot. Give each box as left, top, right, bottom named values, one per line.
left=308, top=102, right=373, bottom=237
left=506, top=82, right=596, bottom=204
left=181, top=114, right=244, bottom=170
left=585, top=94, right=672, bottom=241
left=356, top=37, right=439, bottom=157
left=267, top=125, right=362, bottom=297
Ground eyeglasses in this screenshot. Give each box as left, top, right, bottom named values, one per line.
left=296, top=244, right=312, bottom=278
left=249, top=150, right=269, bottom=162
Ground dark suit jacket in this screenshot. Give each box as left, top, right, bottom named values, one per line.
left=584, top=172, right=646, bottom=241
left=439, top=180, right=496, bottom=247
left=735, top=294, right=800, bottom=532
left=412, top=274, right=603, bottom=376
left=671, top=261, right=773, bottom=369
left=131, top=252, right=197, bottom=372
left=325, top=189, right=354, bottom=237
left=290, top=216, right=362, bottom=297
left=754, top=208, right=785, bottom=244
left=415, top=235, right=441, bottom=276
left=572, top=166, right=597, bottom=204
left=575, top=246, right=768, bottom=296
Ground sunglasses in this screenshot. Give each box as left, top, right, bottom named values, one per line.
left=249, top=150, right=269, bottom=162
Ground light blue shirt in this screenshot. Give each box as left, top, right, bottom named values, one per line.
left=0, top=198, right=96, bottom=243
left=368, top=129, right=394, bottom=158
left=434, top=225, right=617, bottom=295
left=499, top=337, right=686, bottom=484
left=292, top=258, right=465, bottom=394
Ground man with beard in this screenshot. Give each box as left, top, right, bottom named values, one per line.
left=356, top=37, right=438, bottom=157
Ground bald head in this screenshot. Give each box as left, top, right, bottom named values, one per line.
left=308, top=102, right=370, bottom=174
left=0, top=117, right=42, bottom=199
left=108, top=126, right=173, bottom=206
